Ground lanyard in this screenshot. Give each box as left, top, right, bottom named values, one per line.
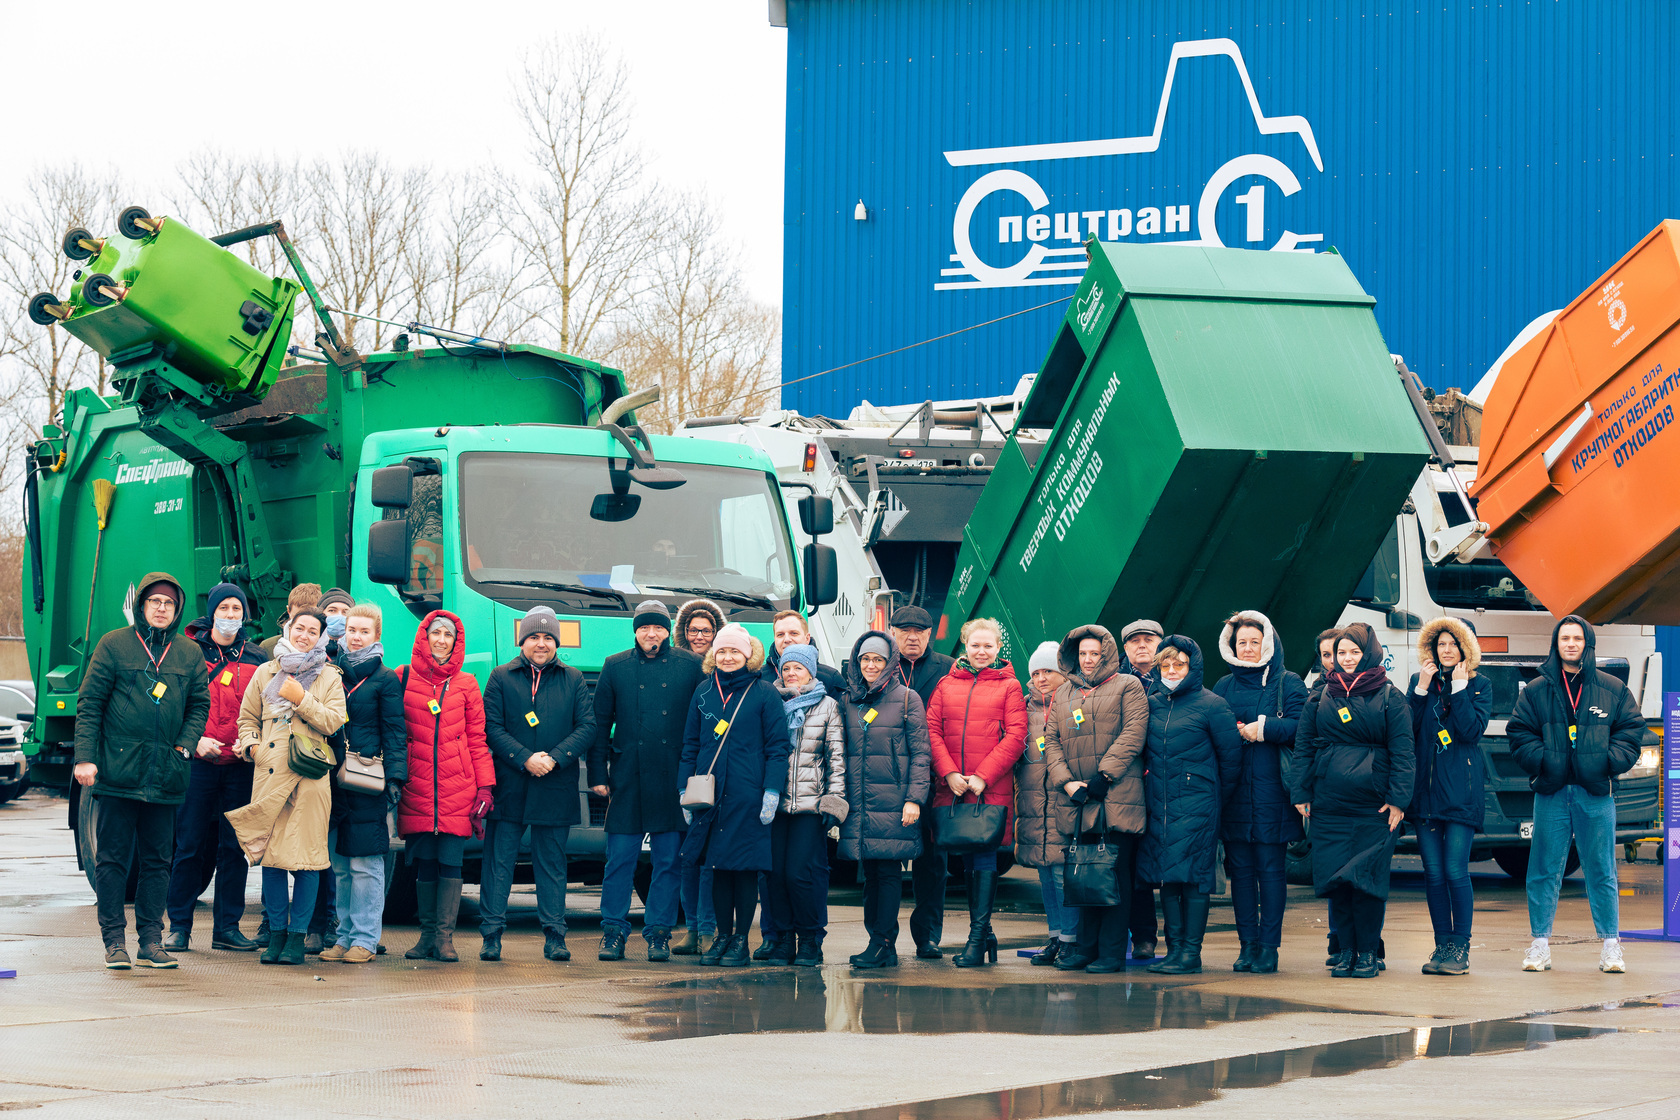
left=530, top=664, right=545, bottom=705
left=1562, top=670, right=1583, bottom=716
left=135, top=631, right=172, bottom=674
left=345, top=675, right=368, bottom=701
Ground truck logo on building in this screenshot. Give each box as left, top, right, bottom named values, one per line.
left=1075, top=285, right=1106, bottom=335
left=937, top=38, right=1324, bottom=291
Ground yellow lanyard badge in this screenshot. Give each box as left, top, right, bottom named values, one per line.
left=1437, top=729, right=1452, bottom=747
left=525, top=711, right=540, bottom=727
left=714, top=719, right=730, bottom=737
left=863, top=708, right=878, bottom=724
left=1072, top=708, right=1086, bottom=726
left=1036, top=736, right=1046, bottom=756
left=219, top=670, right=233, bottom=686
left=151, top=681, right=168, bottom=701
left=1568, top=725, right=1578, bottom=743
left=1337, top=707, right=1352, bottom=723
left=428, top=698, right=442, bottom=716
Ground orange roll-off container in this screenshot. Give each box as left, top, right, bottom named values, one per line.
left=1473, top=220, right=1680, bottom=624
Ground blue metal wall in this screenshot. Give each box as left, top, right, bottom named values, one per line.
left=782, top=0, right=1680, bottom=417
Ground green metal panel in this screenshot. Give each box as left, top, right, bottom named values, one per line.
left=942, top=241, right=1431, bottom=676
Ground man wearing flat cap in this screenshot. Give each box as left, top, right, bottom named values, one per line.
left=888, top=604, right=958, bottom=959
left=589, top=601, right=703, bottom=962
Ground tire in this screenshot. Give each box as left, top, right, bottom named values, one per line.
left=62, top=227, right=95, bottom=260
left=383, top=856, right=418, bottom=924
left=1492, top=845, right=1581, bottom=881
left=27, top=292, right=62, bottom=326
left=76, top=788, right=139, bottom=901
left=0, top=778, right=26, bottom=804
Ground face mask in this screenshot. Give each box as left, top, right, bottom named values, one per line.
left=213, top=618, right=242, bottom=638
left=325, top=615, right=347, bottom=638
left=1162, top=675, right=1185, bottom=692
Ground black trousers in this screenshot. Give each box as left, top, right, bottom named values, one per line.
left=94, top=794, right=176, bottom=947
left=909, top=819, right=947, bottom=945
left=767, top=812, right=829, bottom=936
left=1328, top=885, right=1386, bottom=953
left=861, top=859, right=905, bottom=944
left=714, top=868, right=760, bottom=939
left=1130, top=843, right=1158, bottom=947
left=1076, top=833, right=1135, bottom=960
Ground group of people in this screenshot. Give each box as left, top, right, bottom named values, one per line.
left=74, top=572, right=1647, bottom=977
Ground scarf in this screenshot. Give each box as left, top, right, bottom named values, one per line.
left=779, top=679, right=827, bottom=734
left=1329, top=668, right=1388, bottom=698
left=341, top=641, right=385, bottom=669
left=263, top=636, right=329, bottom=718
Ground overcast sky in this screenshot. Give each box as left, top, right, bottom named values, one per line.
left=0, top=0, right=788, bottom=303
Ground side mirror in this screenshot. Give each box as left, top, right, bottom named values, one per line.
left=590, top=492, right=642, bottom=522
left=367, top=519, right=411, bottom=584
left=798, top=494, right=834, bottom=537
left=803, top=542, right=838, bottom=607
left=370, top=465, right=413, bottom=509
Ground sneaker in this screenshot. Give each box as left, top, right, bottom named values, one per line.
left=319, top=943, right=349, bottom=962
left=104, top=945, right=132, bottom=970
left=341, top=946, right=376, bottom=963
left=1600, top=940, right=1626, bottom=973
left=1522, top=938, right=1552, bottom=971
left=135, top=944, right=179, bottom=969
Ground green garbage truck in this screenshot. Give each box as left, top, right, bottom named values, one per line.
left=21, top=208, right=838, bottom=912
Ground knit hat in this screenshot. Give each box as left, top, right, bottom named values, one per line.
left=206, top=582, right=248, bottom=618
left=427, top=615, right=457, bottom=637
left=1120, top=619, right=1164, bottom=642
left=632, top=600, right=671, bottom=632
left=1028, top=640, right=1060, bottom=674
left=857, top=634, right=892, bottom=661
left=317, top=587, right=354, bottom=613
left=713, top=623, right=753, bottom=658
left=779, top=643, right=819, bottom=679
left=519, top=605, right=562, bottom=645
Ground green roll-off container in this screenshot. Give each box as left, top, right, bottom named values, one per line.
left=58, top=217, right=300, bottom=396
left=941, top=241, right=1431, bottom=676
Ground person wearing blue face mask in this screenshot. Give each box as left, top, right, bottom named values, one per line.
left=318, top=588, right=354, bottom=659
left=165, top=583, right=268, bottom=953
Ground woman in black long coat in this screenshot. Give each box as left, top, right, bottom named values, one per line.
left=1291, top=621, right=1414, bottom=979
left=679, top=624, right=792, bottom=967
left=1211, top=610, right=1307, bottom=974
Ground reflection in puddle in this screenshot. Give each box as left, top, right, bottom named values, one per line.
left=790, top=1020, right=1612, bottom=1119
left=617, top=973, right=1330, bottom=1042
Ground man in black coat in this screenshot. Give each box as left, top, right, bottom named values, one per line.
left=479, top=607, right=596, bottom=963
left=1509, top=615, right=1645, bottom=974
left=590, top=601, right=703, bottom=962
left=889, top=605, right=957, bottom=958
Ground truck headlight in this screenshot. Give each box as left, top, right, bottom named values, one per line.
left=1627, top=746, right=1662, bottom=778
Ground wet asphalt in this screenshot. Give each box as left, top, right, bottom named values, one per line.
left=1, top=789, right=1677, bottom=1119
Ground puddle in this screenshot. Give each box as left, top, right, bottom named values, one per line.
left=616, top=973, right=1342, bottom=1042
left=790, top=1020, right=1613, bottom=1119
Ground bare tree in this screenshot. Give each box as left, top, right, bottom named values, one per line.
left=303, top=153, right=433, bottom=352
left=606, top=194, right=780, bottom=433
left=503, top=34, right=661, bottom=357
left=406, top=172, right=535, bottom=340
left=172, top=148, right=304, bottom=277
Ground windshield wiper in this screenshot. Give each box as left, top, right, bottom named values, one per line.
left=642, top=584, right=776, bottom=610
left=478, top=580, right=629, bottom=610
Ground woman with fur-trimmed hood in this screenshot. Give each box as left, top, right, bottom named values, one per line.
left=1406, top=616, right=1492, bottom=975
left=674, top=598, right=726, bottom=657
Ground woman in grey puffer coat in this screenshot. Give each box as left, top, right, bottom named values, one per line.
left=764, top=643, right=847, bottom=966
left=838, top=630, right=931, bottom=968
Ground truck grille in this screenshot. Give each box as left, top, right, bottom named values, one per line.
left=1496, top=791, right=1535, bottom=822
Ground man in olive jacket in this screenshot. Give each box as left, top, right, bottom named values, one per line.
left=74, top=572, right=211, bottom=970
left=479, top=607, right=596, bottom=963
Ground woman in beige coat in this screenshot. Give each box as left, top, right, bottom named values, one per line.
left=225, top=609, right=346, bottom=966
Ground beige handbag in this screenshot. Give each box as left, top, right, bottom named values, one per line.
left=336, top=751, right=385, bottom=795
left=680, top=711, right=738, bottom=809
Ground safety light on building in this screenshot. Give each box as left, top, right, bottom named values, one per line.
left=854, top=200, right=868, bottom=221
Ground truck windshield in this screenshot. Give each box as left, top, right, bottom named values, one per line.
left=459, top=452, right=798, bottom=608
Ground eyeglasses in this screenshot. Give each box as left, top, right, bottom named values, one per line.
left=143, top=596, right=175, bottom=609
left=687, top=626, right=715, bottom=636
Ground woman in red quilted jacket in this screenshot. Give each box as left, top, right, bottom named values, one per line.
left=927, top=617, right=1028, bottom=968
left=397, top=610, right=495, bottom=962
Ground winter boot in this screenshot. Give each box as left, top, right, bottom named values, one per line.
left=1330, top=950, right=1355, bottom=978
left=698, top=933, right=727, bottom=966
left=544, top=930, right=571, bottom=961
left=1350, top=950, right=1380, bottom=979
left=1436, top=940, right=1470, bottom=976
left=260, top=931, right=285, bottom=965
left=764, top=933, right=796, bottom=966
left=849, top=938, right=898, bottom=968
left=793, top=932, right=823, bottom=966
left=1421, top=936, right=1448, bottom=975
left=1031, top=941, right=1063, bottom=967
left=752, top=935, right=780, bottom=961
left=277, top=931, right=307, bottom=966
left=720, top=934, right=751, bottom=967
left=1250, top=945, right=1279, bottom=973
left=254, top=916, right=271, bottom=949
left=1232, top=941, right=1258, bottom=972
left=646, top=929, right=672, bottom=962
left=598, top=929, right=628, bottom=961
left=405, top=880, right=440, bottom=960
left=1147, top=890, right=1189, bottom=974
left=432, top=878, right=463, bottom=963
left=952, top=871, right=999, bottom=968
left=479, top=932, right=502, bottom=962
left=672, top=927, right=703, bottom=956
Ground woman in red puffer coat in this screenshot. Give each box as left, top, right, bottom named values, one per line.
left=397, top=610, right=495, bottom=963
left=927, top=617, right=1028, bottom=968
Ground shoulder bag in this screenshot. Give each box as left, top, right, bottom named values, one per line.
left=682, top=691, right=746, bottom=809
left=288, top=725, right=337, bottom=780
left=1062, top=839, right=1123, bottom=907
left=333, top=676, right=384, bottom=793
left=930, top=792, right=1007, bottom=853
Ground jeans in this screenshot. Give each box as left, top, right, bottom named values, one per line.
left=1224, top=840, right=1287, bottom=948
left=1037, top=864, right=1079, bottom=941
left=165, top=761, right=253, bottom=933
left=1328, top=885, right=1385, bottom=953
left=767, top=812, right=830, bottom=936
left=601, top=831, right=680, bottom=938
left=1528, top=785, right=1620, bottom=938
left=327, top=828, right=386, bottom=951
left=862, top=860, right=904, bottom=944
left=479, top=822, right=570, bottom=937
left=909, top=819, right=947, bottom=947
left=93, top=795, right=176, bottom=947
left=262, top=867, right=321, bottom=934
left=681, top=859, right=715, bottom=935
left=1415, top=819, right=1475, bottom=944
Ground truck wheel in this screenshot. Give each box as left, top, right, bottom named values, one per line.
left=1492, top=845, right=1580, bottom=880
left=76, top=788, right=138, bottom=901
left=0, top=778, right=26, bottom=804
left=384, top=857, right=418, bottom=924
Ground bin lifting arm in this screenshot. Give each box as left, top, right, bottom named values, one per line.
left=1394, top=357, right=1488, bottom=564
left=210, top=221, right=363, bottom=374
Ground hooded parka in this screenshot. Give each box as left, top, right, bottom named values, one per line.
left=1290, top=626, right=1416, bottom=899
left=328, top=652, right=408, bottom=857
left=225, top=652, right=348, bottom=870
left=679, top=640, right=793, bottom=870
left=74, top=572, right=212, bottom=806
left=1508, top=615, right=1644, bottom=798
left=590, top=637, right=704, bottom=835
left=1211, top=612, right=1308, bottom=845
left=1041, top=625, right=1150, bottom=843
left=838, top=631, right=932, bottom=862
left=1137, top=637, right=1244, bottom=893
left=1405, top=616, right=1493, bottom=830
left=484, top=653, right=595, bottom=827
left=674, top=599, right=726, bottom=654
left=927, top=659, right=1030, bottom=846
left=395, top=610, right=495, bottom=838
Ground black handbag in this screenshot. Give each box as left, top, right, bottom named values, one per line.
left=1063, top=840, right=1123, bottom=907
left=930, top=793, right=1007, bottom=853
